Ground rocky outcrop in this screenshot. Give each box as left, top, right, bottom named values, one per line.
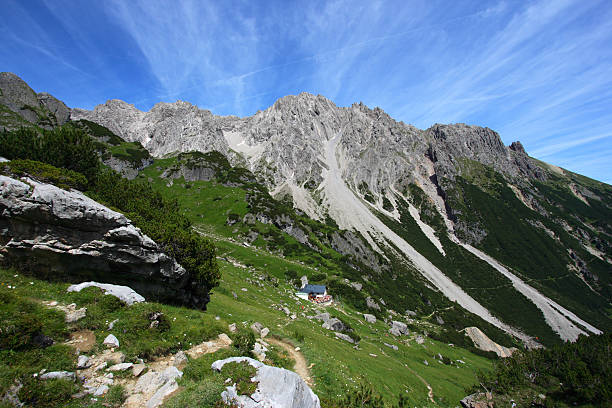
left=0, top=175, right=207, bottom=308
left=460, top=392, right=493, bottom=408
left=463, top=327, right=516, bottom=358
left=0, top=72, right=69, bottom=129
left=212, top=357, right=320, bottom=408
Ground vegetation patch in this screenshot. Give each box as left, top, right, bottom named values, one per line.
left=0, top=159, right=88, bottom=190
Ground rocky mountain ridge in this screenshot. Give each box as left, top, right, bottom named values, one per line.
left=3, top=72, right=610, bottom=345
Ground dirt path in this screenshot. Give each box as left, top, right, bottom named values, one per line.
left=404, top=365, right=434, bottom=404
left=266, top=337, right=314, bottom=387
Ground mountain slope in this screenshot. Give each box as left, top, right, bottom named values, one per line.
left=73, top=92, right=612, bottom=345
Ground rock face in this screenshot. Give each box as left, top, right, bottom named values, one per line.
left=464, top=327, right=516, bottom=358
left=211, top=357, right=320, bottom=408
left=0, top=175, right=207, bottom=309
left=0, top=72, right=69, bottom=129
left=70, top=93, right=544, bottom=215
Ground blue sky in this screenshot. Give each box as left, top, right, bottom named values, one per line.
left=2, top=0, right=611, bottom=183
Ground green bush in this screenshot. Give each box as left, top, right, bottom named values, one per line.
left=0, top=126, right=100, bottom=183
left=310, top=272, right=326, bottom=282
left=221, top=361, right=258, bottom=395
left=232, top=328, right=255, bottom=356
left=0, top=159, right=88, bottom=190
left=477, top=333, right=612, bottom=406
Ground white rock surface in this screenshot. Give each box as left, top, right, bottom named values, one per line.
left=103, top=334, right=120, bottom=348
left=108, top=362, right=133, bottom=372
left=212, top=357, right=320, bottom=408
left=40, top=371, right=75, bottom=381
left=67, top=282, right=145, bottom=305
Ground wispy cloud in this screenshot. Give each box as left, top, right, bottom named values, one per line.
left=2, top=0, right=611, bottom=182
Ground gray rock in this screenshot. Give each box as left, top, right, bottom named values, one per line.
left=132, top=363, right=147, bottom=377
left=260, top=327, right=270, bottom=338
left=103, top=334, right=120, bottom=348
left=300, top=275, right=308, bottom=288
left=436, top=315, right=445, bottom=325
left=460, top=392, right=493, bottom=408
left=40, top=371, right=75, bottom=381
left=67, top=282, right=145, bottom=305
left=322, top=318, right=345, bottom=332
left=228, top=323, right=237, bottom=333
left=282, top=306, right=290, bottom=316
left=77, top=355, right=90, bottom=369
left=108, top=319, right=119, bottom=330
left=0, top=176, right=209, bottom=309
left=314, top=312, right=330, bottom=322
left=108, top=362, right=133, bottom=372
left=134, top=366, right=183, bottom=408
left=405, top=310, right=417, bottom=317
left=334, top=333, right=354, bottom=344
left=0, top=72, right=68, bottom=129
left=93, top=385, right=109, bottom=397
left=363, top=314, right=376, bottom=323
left=349, top=282, right=362, bottom=291
left=212, top=357, right=320, bottom=408
left=415, top=335, right=425, bottom=344
left=389, top=321, right=408, bottom=336
left=366, top=297, right=381, bottom=311
left=251, top=322, right=264, bottom=334
left=172, top=351, right=188, bottom=367
left=383, top=342, right=398, bottom=351
left=1, top=380, right=24, bottom=407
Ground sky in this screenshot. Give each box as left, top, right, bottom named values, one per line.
left=2, top=0, right=611, bottom=183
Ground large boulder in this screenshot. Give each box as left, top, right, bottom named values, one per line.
left=322, top=318, right=345, bottom=332
left=212, top=357, right=320, bottom=408
left=0, top=176, right=208, bottom=309
left=389, top=321, right=409, bottom=336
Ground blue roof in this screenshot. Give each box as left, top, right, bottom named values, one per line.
left=298, top=284, right=326, bottom=294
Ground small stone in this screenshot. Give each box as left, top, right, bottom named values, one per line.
left=282, top=307, right=290, bottom=316
left=103, top=334, right=119, bottom=348
left=250, top=322, right=264, bottom=334
left=241, top=288, right=248, bottom=292
left=132, top=364, right=146, bottom=377
left=77, top=355, right=91, bottom=369
left=173, top=351, right=188, bottom=367
left=215, top=316, right=220, bottom=321
left=108, top=319, right=119, bottom=330
left=40, top=371, right=75, bottom=381
left=363, top=314, right=376, bottom=324
left=384, top=342, right=399, bottom=351
left=423, top=360, right=429, bottom=366
left=107, top=363, right=133, bottom=372
left=228, top=323, right=237, bottom=333
left=93, top=385, right=109, bottom=396
left=260, top=327, right=270, bottom=338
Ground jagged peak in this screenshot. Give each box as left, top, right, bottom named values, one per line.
left=509, top=141, right=527, bottom=155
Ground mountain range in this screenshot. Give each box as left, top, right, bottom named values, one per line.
left=2, top=71, right=611, bottom=348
